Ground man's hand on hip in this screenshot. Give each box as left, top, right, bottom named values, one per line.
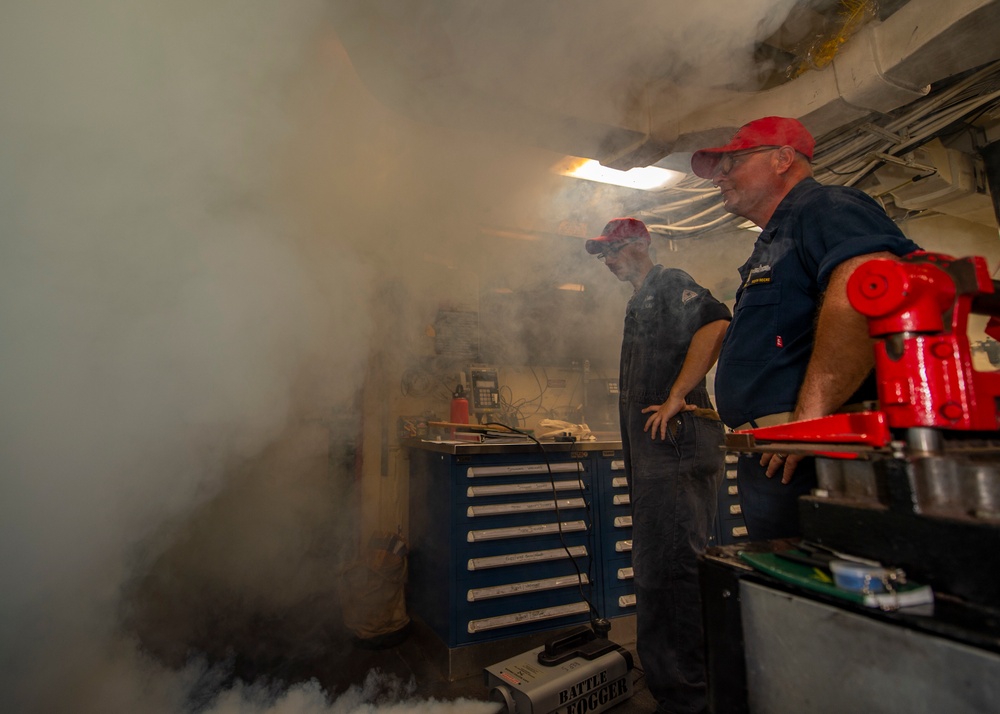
left=642, top=395, right=696, bottom=440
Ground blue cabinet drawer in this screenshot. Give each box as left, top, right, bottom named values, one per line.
left=455, top=554, right=596, bottom=645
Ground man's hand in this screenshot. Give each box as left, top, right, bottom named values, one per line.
left=760, top=451, right=803, bottom=485
left=642, top=395, right=696, bottom=440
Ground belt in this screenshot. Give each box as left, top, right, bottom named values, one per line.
left=691, top=407, right=721, bottom=422
left=732, top=402, right=870, bottom=432
left=733, top=412, right=792, bottom=432
left=667, top=408, right=721, bottom=438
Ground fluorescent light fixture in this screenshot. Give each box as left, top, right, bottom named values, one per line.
left=557, top=283, right=585, bottom=292
left=556, top=157, right=684, bottom=191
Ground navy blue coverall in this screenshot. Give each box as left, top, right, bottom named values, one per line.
left=618, top=265, right=731, bottom=714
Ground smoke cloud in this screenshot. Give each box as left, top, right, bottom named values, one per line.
left=0, top=1, right=794, bottom=712
left=1, top=1, right=384, bottom=710
left=201, top=671, right=497, bottom=714
left=0, top=1, right=557, bottom=711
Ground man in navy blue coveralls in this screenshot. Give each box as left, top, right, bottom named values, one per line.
left=586, top=218, right=731, bottom=714
left=691, top=117, right=920, bottom=540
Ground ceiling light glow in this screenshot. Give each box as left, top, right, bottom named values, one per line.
left=556, top=157, right=684, bottom=191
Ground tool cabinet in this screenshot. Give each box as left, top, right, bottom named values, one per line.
left=406, top=439, right=747, bottom=651
left=407, top=441, right=629, bottom=648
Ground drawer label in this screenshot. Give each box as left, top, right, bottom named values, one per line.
left=467, top=520, right=587, bottom=542
left=466, top=463, right=583, bottom=478
left=467, top=480, right=584, bottom=498
left=467, top=574, right=588, bottom=601
left=468, top=498, right=586, bottom=518
left=468, top=545, right=588, bottom=571
left=467, top=601, right=589, bottom=633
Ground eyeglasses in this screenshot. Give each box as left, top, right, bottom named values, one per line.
left=714, top=146, right=781, bottom=177
left=596, top=239, right=640, bottom=261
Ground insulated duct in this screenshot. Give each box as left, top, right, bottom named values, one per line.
left=666, top=0, right=1000, bottom=157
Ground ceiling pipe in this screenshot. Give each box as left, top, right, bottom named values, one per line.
left=634, top=0, right=1000, bottom=164
left=330, top=0, right=1000, bottom=172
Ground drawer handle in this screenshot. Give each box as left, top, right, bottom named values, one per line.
left=467, top=574, right=588, bottom=602
left=466, top=463, right=583, bottom=479
left=467, top=480, right=585, bottom=498
left=467, top=601, right=590, bottom=633
left=467, top=498, right=586, bottom=518
left=467, top=520, right=587, bottom=542
left=467, top=545, right=588, bottom=571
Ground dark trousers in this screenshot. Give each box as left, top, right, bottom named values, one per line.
left=621, top=404, right=725, bottom=714
left=735, top=452, right=818, bottom=540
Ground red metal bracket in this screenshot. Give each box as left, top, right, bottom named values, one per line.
left=735, top=411, right=893, bottom=451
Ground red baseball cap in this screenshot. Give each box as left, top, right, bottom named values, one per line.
left=690, top=116, right=815, bottom=179
left=585, top=217, right=650, bottom=254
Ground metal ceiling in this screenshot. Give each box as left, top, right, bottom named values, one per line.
left=330, top=0, right=1000, bottom=236
left=642, top=61, right=1000, bottom=235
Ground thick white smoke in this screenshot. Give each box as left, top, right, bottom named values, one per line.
left=201, top=671, right=497, bottom=714
left=0, top=1, right=795, bottom=712
left=0, top=1, right=539, bottom=711
left=0, top=1, right=401, bottom=711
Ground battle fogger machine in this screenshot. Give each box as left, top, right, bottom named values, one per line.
left=484, top=625, right=634, bottom=714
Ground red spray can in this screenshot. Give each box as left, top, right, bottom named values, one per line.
left=450, top=382, right=469, bottom=425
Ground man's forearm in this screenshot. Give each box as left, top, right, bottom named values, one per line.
left=668, top=319, right=730, bottom=402
left=644, top=319, right=730, bottom=439
left=793, top=306, right=872, bottom=420
left=793, top=252, right=893, bottom=420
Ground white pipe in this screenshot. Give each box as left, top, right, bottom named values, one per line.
left=657, top=0, right=1000, bottom=156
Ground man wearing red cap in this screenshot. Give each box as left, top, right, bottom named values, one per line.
left=587, top=217, right=731, bottom=714
left=691, top=116, right=920, bottom=540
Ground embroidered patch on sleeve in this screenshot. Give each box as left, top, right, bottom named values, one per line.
left=681, top=289, right=698, bottom=303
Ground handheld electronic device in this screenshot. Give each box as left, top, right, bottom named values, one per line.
left=469, top=365, right=500, bottom=415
